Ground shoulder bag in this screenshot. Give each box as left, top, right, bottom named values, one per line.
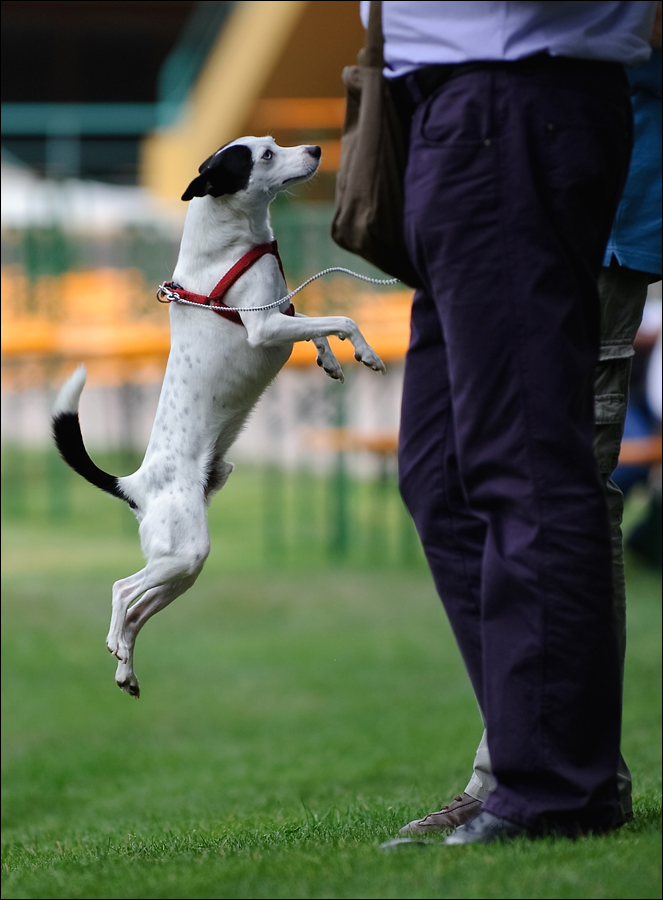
left=331, top=0, right=421, bottom=289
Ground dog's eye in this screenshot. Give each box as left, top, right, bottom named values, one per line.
left=262, top=149, right=273, bottom=161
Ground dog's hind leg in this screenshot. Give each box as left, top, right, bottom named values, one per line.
left=107, top=568, right=149, bottom=660
left=114, top=573, right=197, bottom=697
left=107, top=541, right=207, bottom=665
left=112, top=585, right=164, bottom=697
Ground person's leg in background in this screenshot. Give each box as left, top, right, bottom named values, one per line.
left=593, top=259, right=651, bottom=816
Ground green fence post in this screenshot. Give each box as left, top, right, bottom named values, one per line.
left=328, top=383, right=349, bottom=560
left=263, top=463, right=286, bottom=565
left=367, top=455, right=391, bottom=565
left=294, top=465, right=317, bottom=567
left=45, top=363, right=71, bottom=521
left=2, top=444, right=27, bottom=519
left=46, top=447, right=71, bottom=521
left=118, top=383, right=142, bottom=534
left=1, top=370, right=28, bottom=518
left=262, top=385, right=288, bottom=565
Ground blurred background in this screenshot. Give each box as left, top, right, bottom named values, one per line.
left=1, top=8, right=660, bottom=896
left=1, top=0, right=425, bottom=566
left=1, top=0, right=660, bottom=565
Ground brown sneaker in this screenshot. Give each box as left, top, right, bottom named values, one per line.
left=399, top=793, right=484, bottom=835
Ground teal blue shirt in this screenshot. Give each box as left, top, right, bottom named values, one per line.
left=604, top=49, right=662, bottom=276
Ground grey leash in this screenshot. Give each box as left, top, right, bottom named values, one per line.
left=157, top=267, right=399, bottom=313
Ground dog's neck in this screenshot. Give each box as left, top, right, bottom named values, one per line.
left=172, top=194, right=275, bottom=295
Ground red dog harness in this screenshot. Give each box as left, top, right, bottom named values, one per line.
left=157, top=240, right=294, bottom=325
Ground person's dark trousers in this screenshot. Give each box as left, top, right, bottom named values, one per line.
left=397, top=54, right=632, bottom=833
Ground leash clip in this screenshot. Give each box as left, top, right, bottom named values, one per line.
left=156, top=282, right=182, bottom=304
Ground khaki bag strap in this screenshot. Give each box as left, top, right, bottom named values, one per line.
left=362, top=0, right=384, bottom=68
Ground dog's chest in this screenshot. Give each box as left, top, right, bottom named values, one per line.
left=153, top=308, right=288, bottom=446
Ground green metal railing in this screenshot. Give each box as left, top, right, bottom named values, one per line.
left=1, top=445, right=423, bottom=570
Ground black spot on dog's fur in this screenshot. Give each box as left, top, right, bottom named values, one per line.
left=181, top=144, right=253, bottom=201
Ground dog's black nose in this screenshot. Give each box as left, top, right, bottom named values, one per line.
left=307, top=145, right=322, bottom=159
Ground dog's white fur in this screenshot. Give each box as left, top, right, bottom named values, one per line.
left=53, top=137, right=385, bottom=697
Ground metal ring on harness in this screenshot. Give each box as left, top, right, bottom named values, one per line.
left=156, top=283, right=185, bottom=304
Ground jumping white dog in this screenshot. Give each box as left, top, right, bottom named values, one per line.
left=52, top=137, right=385, bottom=698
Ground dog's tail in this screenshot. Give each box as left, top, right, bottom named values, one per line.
left=52, top=366, right=137, bottom=509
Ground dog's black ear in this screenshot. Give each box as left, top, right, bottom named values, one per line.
left=181, top=144, right=253, bottom=201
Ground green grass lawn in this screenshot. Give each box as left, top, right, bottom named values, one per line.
left=1, top=466, right=661, bottom=899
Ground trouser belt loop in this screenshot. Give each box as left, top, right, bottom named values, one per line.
left=413, top=64, right=458, bottom=100
left=402, top=71, right=426, bottom=107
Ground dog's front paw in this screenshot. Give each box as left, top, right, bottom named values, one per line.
left=313, top=339, right=345, bottom=383
left=355, top=346, right=386, bottom=374
left=317, top=354, right=344, bottom=383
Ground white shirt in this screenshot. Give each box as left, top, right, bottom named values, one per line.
left=359, top=1, right=657, bottom=78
